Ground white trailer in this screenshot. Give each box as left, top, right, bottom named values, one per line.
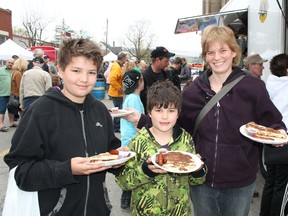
left=175, top=0, right=287, bottom=81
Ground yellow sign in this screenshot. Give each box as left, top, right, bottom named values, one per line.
left=259, top=0, right=269, bottom=23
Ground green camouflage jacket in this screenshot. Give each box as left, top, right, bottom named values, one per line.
left=116, top=125, right=206, bottom=216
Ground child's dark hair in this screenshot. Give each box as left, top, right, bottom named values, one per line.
left=270, top=53, right=288, bottom=77
left=58, top=38, right=103, bottom=73
left=146, top=80, right=182, bottom=114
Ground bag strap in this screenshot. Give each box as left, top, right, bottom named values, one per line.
left=192, top=75, right=245, bottom=137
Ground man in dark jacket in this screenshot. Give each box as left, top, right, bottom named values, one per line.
left=179, top=57, right=191, bottom=83
left=141, top=46, right=175, bottom=113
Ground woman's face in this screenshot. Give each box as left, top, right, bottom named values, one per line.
left=205, top=41, right=236, bottom=75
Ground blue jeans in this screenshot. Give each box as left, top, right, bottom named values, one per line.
left=190, top=182, right=255, bottom=216
left=110, top=96, right=123, bottom=131
left=22, top=96, right=40, bottom=110
left=0, top=96, right=9, bottom=114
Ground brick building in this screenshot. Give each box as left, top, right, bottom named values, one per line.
left=0, top=7, right=12, bottom=44
left=202, top=0, right=229, bottom=14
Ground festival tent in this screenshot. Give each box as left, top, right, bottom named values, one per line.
left=103, top=52, right=117, bottom=61
left=0, top=39, right=34, bottom=60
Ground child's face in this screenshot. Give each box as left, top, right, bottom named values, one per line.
left=149, top=105, right=178, bottom=134
left=58, top=56, right=97, bottom=103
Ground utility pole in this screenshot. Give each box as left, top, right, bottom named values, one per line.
left=105, top=18, right=108, bottom=55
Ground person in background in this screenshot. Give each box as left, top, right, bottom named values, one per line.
left=19, top=57, right=52, bottom=111
left=0, top=58, right=15, bottom=132
left=125, top=26, right=287, bottom=216
left=167, top=57, right=182, bottom=90
left=139, top=60, right=148, bottom=72
left=243, top=54, right=267, bottom=79
left=104, top=61, right=113, bottom=93
left=27, top=48, right=50, bottom=73
left=11, top=55, right=19, bottom=60
left=135, top=60, right=141, bottom=72
left=116, top=80, right=206, bottom=216
left=11, top=55, right=20, bottom=121
left=43, top=55, right=58, bottom=75
left=51, top=74, right=61, bottom=90
left=4, top=38, right=126, bottom=216
left=8, top=58, right=28, bottom=125
left=140, top=46, right=175, bottom=113
left=100, top=61, right=109, bottom=75
left=243, top=53, right=268, bottom=198
left=119, top=69, right=145, bottom=209
left=135, top=60, right=148, bottom=73
left=260, top=53, right=288, bottom=216
left=108, top=51, right=128, bottom=133
left=122, top=60, right=136, bottom=75
left=179, top=57, right=191, bottom=84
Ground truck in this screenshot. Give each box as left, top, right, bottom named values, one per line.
left=29, top=46, right=58, bottom=63
left=174, top=0, right=287, bottom=81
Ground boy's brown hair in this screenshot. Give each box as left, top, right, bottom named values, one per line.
left=58, top=38, right=103, bottom=73
left=146, top=80, right=182, bottom=114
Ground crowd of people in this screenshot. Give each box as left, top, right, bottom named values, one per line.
left=1, top=25, right=288, bottom=216
left=0, top=48, right=60, bottom=132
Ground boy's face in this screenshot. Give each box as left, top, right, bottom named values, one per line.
left=149, top=105, right=178, bottom=134
left=58, top=56, right=97, bottom=103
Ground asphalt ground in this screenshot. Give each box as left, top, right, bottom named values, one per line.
left=0, top=94, right=263, bottom=215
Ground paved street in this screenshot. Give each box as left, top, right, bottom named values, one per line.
left=0, top=94, right=264, bottom=215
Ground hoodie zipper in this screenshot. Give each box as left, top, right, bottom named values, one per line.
left=80, top=110, right=89, bottom=216
left=211, top=102, right=220, bottom=187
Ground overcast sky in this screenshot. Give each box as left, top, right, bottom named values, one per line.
left=1, top=0, right=203, bottom=56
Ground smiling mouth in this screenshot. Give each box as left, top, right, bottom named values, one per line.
left=160, top=122, right=170, bottom=125
left=213, top=62, right=224, bottom=66
left=77, top=85, right=89, bottom=88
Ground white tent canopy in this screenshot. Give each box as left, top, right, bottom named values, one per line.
left=103, top=52, right=117, bottom=62
left=0, top=39, right=34, bottom=60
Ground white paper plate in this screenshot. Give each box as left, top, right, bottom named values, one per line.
left=109, top=109, right=134, bottom=118
left=239, top=125, right=288, bottom=145
left=88, top=151, right=136, bottom=166
left=151, top=151, right=202, bottom=174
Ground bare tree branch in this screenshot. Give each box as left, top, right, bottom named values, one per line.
left=121, top=20, right=154, bottom=61
left=21, top=10, right=54, bottom=46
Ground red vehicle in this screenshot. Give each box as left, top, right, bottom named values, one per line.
left=29, top=46, right=58, bottom=62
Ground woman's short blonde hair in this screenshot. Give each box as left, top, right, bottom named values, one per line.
left=122, top=61, right=136, bottom=74
left=12, top=58, right=28, bottom=73
left=201, top=26, right=241, bottom=66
